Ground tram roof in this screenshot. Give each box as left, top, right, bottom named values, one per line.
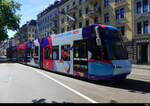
left=91, top=24, right=119, bottom=31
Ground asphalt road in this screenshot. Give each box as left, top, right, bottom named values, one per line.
left=0, top=63, right=150, bottom=103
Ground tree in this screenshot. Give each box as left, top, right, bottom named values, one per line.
left=0, top=0, right=21, bottom=41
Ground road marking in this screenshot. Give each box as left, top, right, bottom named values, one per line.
left=34, top=69, right=98, bottom=103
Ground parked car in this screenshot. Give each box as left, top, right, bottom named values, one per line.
left=0, top=56, right=9, bottom=63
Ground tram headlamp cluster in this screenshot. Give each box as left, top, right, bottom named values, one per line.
left=113, top=65, right=122, bottom=69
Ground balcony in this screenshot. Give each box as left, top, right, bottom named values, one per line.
left=135, top=11, right=150, bottom=21
left=116, top=18, right=126, bottom=24
left=50, top=15, right=59, bottom=22
left=88, top=9, right=100, bottom=18
left=115, top=0, right=127, bottom=7
left=50, top=21, right=58, bottom=34
left=89, top=0, right=99, bottom=4
left=67, top=5, right=78, bottom=14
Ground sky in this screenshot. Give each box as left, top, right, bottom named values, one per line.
left=8, top=0, right=55, bottom=38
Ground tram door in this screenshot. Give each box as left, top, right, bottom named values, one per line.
left=73, top=39, right=88, bottom=77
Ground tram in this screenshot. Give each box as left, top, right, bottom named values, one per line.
left=12, top=24, right=132, bottom=80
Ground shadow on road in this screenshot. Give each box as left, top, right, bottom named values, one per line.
left=21, top=63, right=150, bottom=95
left=41, top=68, right=150, bottom=95
left=0, top=62, right=16, bottom=64
left=44, top=69, right=150, bottom=95
left=32, top=98, right=73, bottom=104
left=93, top=79, right=150, bottom=94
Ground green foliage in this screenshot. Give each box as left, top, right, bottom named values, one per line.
left=0, top=0, right=21, bottom=41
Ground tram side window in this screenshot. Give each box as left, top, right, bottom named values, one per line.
left=61, top=45, right=70, bottom=61
left=26, top=48, right=33, bottom=57
left=34, top=46, right=39, bottom=56
left=74, top=40, right=87, bottom=58
left=26, top=49, right=31, bottom=57
left=45, top=47, right=51, bottom=59
left=31, top=49, right=34, bottom=57
left=52, top=46, right=59, bottom=60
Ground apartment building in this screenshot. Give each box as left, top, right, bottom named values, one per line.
left=27, top=20, right=37, bottom=42
left=14, top=20, right=37, bottom=44
left=22, top=0, right=148, bottom=64
left=133, top=0, right=150, bottom=64
left=59, top=0, right=101, bottom=33
left=37, top=0, right=60, bottom=39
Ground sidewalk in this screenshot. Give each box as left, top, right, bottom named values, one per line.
left=132, top=64, right=150, bottom=70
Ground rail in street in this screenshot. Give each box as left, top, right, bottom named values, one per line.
left=0, top=63, right=150, bottom=103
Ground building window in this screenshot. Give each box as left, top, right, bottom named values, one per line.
left=86, top=7, right=89, bottom=14
left=73, top=13, right=76, bottom=19
left=73, top=24, right=76, bottom=29
left=136, top=1, right=142, bottom=14
left=143, top=21, right=149, bottom=34
left=136, top=0, right=149, bottom=14
left=104, top=0, right=109, bottom=8
left=79, top=9, right=82, bottom=17
left=104, top=13, right=109, bottom=23
left=61, top=28, right=65, bottom=33
left=94, top=17, right=99, bottom=24
left=115, top=9, right=120, bottom=20
left=61, top=18, right=65, bottom=24
left=143, top=0, right=149, bottom=13
left=67, top=26, right=70, bottom=31
left=79, top=0, right=82, bottom=5
left=120, top=8, right=125, bottom=18
left=79, top=22, right=82, bottom=28
left=67, top=5, right=70, bottom=10
left=115, top=0, right=122, bottom=3
left=73, top=1, right=76, bottom=6
left=86, top=20, right=89, bottom=26
left=115, top=7, right=125, bottom=20
left=94, top=3, right=100, bottom=12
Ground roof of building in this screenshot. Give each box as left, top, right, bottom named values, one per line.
left=37, top=0, right=69, bottom=18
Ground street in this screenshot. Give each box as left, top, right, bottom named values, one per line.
left=0, top=63, right=150, bottom=103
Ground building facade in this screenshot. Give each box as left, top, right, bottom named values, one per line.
left=35, top=0, right=135, bottom=62
left=12, top=0, right=149, bottom=64
left=27, top=20, right=37, bottom=41
left=133, top=0, right=150, bottom=64
left=37, top=0, right=60, bottom=39
left=58, top=0, right=101, bottom=33
left=14, top=20, right=37, bottom=44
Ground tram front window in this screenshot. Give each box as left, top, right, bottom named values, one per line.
left=110, top=40, right=128, bottom=60
left=104, top=29, right=128, bottom=60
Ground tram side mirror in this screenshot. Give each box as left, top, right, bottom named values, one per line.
left=96, top=38, right=102, bottom=46
left=95, top=26, right=102, bottom=46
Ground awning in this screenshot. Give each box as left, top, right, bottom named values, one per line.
left=17, top=44, right=26, bottom=50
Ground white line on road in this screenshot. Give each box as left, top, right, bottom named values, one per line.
left=34, top=69, right=98, bottom=103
